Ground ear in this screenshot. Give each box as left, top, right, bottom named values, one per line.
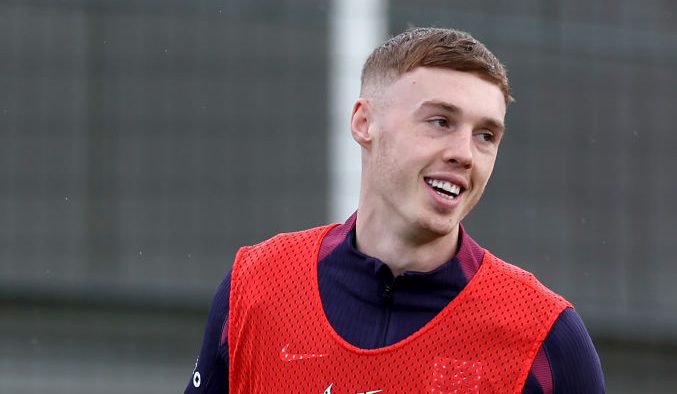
left=350, top=98, right=373, bottom=149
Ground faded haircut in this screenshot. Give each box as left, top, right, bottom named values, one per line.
left=361, top=27, right=513, bottom=105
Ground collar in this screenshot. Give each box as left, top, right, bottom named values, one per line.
left=320, top=211, right=485, bottom=284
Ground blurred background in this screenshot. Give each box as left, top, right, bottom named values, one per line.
left=1, top=0, right=676, bottom=392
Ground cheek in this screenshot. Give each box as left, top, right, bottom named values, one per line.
left=374, top=132, right=409, bottom=170
left=475, top=152, right=497, bottom=182
left=466, top=160, right=496, bottom=202
left=370, top=139, right=407, bottom=192
left=374, top=128, right=433, bottom=182
left=480, top=164, right=496, bottom=185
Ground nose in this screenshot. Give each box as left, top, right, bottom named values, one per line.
left=442, top=129, right=473, bottom=169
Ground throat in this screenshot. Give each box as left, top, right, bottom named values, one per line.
left=356, top=220, right=460, bottom=276
left=354, top=204, right=461, bottom=275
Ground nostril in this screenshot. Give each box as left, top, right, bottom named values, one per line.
left=447, top=157, right=473, bottom=169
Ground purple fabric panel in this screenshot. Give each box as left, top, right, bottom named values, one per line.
left=318, top=212, right=356, bottom=261
left=531, top=346, right=553, bottom=394
left=455, top=224, right=485, bottom=280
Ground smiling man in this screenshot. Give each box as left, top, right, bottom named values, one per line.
left=185, top=27, right=605, bottom=393
left=351, top=65, right=506, bottom=277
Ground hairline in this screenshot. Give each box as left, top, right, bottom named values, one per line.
left=361, top=66, right=508, bottom=105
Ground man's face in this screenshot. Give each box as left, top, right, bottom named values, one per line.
left=357, top=67, right=507, bottom=240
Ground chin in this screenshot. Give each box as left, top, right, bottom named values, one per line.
left=415, top=214, right=458, bottom=239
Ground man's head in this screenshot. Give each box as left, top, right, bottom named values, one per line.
left=351, top=27, right=509, bottom=246
left=360, top=27, right=512, bottom=105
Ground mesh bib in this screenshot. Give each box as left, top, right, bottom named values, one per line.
left=229, top=225, right=571, bottom=393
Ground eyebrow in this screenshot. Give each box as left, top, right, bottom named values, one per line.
left=416, top=100, right=505, bottom=134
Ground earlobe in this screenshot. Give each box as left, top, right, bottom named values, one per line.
left=351, top=98, right=373, bottom=148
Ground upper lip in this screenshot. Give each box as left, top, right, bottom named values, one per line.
left=423, top=174, right=468, bottom=192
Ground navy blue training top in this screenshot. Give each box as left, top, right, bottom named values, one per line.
left=185, top=216, right=605, bottom=393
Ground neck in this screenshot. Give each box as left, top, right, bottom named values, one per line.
left=354, top=207, right=460, bottom=277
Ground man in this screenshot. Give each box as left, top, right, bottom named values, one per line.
left=186, top=27, right=605, bottom=393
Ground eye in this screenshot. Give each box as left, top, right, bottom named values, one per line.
left=428, top=117, right=449, bottom=128
left=475, top=130, right=495, bottom=142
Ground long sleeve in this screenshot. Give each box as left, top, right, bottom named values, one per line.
left=184, top=271, right=231, bottom=393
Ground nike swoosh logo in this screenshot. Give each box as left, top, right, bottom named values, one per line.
left=323, top=384, right=381, bottom=394
left=280, top=343, right=327, bottom=361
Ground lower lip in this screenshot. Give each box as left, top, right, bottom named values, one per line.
left=424, top=181, right=462, bottom=209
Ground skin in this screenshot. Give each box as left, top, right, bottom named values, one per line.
left=350, top=67, right=507, bottom=276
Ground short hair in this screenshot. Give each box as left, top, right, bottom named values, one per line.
left=361, top=27, right=513, bottom=105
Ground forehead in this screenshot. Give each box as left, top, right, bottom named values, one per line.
left=380, top=67, right=506, bottom=122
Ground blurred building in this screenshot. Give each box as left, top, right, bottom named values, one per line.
left=1, top=0, right=676, bottom=392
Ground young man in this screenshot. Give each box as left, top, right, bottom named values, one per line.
left=185, top=27, right=605, bottom=393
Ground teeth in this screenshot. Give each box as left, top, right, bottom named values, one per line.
left=426, top=178, right=461, bottom=197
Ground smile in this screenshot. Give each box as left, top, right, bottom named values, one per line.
left=424, top=177, right=462, bottom=199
